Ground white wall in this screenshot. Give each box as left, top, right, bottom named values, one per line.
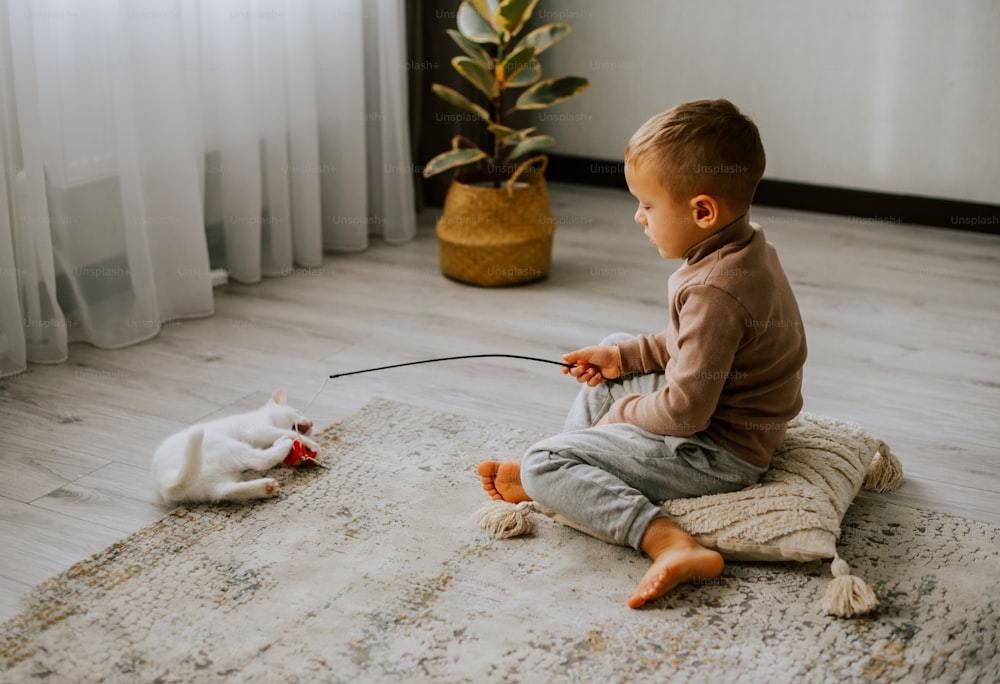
left=531, top=0, right=1000, bottom=204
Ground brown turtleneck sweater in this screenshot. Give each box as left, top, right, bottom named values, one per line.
left=605, top=215, right=807, bottom=468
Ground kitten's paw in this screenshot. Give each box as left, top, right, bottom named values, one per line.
left=299, top=436, right=321, bottom=454
left=264, top=479, right=281, bottom=497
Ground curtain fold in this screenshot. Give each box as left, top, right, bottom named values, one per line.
left=0, top=0, right=416, bottom=378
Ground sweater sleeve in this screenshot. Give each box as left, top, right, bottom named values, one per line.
left=605, top=284, right=750, bottom=436
left=615, top=330, right=671, bottom=374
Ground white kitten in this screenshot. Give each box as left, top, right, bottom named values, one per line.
left=152, top=390, right=321, bottom=504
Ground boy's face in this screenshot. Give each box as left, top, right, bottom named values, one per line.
left=625, top=164, right=707, bottom=260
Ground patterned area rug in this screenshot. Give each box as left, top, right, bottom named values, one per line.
left=1, top=399, right=997, bottom=683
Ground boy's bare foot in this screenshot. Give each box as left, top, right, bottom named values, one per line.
left=628, top=518, right=724, bottom=609
left=477, top=461, right=533, bottom=503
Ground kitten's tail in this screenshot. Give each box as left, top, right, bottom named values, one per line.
left=162, top=427, right=205, bottom=501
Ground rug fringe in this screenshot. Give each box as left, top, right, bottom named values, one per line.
left=475, top=500, right=535, bottom=539
left=821, top=553, right=879, bottom=617
left=862, top=442, right=904, bottom=492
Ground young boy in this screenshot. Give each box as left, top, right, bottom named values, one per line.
left=478, top=99, right=807, bottom=608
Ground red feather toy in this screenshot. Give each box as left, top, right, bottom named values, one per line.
left=283, top=439, right=319, bottom=467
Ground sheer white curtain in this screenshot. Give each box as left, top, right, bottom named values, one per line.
left=0, top=0, right=416, bottom=378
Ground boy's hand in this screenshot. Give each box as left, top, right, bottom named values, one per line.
left=562, top=345, right=622, bottom=387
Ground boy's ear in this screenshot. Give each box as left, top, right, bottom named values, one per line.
left=690, top=194, right=720, bottom=229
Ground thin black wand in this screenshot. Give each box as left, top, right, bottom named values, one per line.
left=329, top=354, right=573, bottom=379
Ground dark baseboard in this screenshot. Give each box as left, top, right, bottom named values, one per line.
left=545, top=154, right=1000, bottom=236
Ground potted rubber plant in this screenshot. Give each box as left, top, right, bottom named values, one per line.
left=423, top=0, right=589, bottom=286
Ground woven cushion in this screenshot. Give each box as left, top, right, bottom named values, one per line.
left=544, top=413, right=888, bottom=562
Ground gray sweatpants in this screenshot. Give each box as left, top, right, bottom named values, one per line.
left=520, top=333, right=768, bottom=551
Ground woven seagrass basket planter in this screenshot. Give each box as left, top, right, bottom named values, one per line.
left=436, top=160, right=555, bottom=287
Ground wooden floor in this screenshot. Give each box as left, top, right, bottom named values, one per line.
left=1, top=182, right=998, bottom=622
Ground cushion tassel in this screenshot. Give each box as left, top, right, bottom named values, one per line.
left=475, top=500, right=535, bottom=539
left=862, top=442, right=904, bottom=492
left=821, top=553, right=879, bottom=617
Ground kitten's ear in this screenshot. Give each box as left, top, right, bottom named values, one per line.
left=271, top=390, right=287, bottom=405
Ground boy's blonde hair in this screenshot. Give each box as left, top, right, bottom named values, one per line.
left=625, top=99, right=765, bottom=210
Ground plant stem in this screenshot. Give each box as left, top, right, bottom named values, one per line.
left=492, top=33, right=506, bottom=185
left=493, top=96, right=503, bottom=163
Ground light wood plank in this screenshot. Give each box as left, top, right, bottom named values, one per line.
left=31, top=462, right=168, bottom=533
left=0, top=574, right=30, bottom=620
left=0, top=499, right=126, bottom=594
left=0, top=384, right=187, bottom=471
left=0, top=425, right=109, bottom=503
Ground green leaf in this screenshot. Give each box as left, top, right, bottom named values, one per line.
left=432, top=84, right=491, bottom=122
left=457, top=1, right=499, bottom=44
left=511, top=23, right=570, bottom=56
left=464, top=0, right=497, bottom=23
left=508, top=59, right=541, bottom=87
left=488, top=124, right=520, bottom=141
left=496, top=45, right=535, bottom=83
left=493, top=0, right=539, bottom=36
left=489, top=124, right=537, bottom=146
left=506, top=134, right=555, bottom=161
left=452, top=57, right=499, bottom=99
left=515, top=76, right=590, bottom=110
left=423, top=147, right=489, bottom=178
left=446, top=29, right=492, bottom=68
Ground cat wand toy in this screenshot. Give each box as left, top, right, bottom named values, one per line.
left=327, top=354, right=573, bottom=379
left=299, top=354, right=573, bottom=434
left=293, top=355, right=578, bottom=468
